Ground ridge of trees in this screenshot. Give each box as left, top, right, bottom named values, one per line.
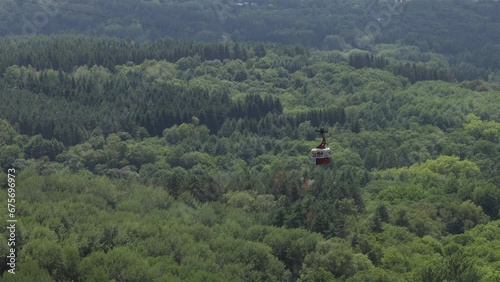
left=1, top=34, right=500, bottom=281
left=2, top=0, right=499, bottom=79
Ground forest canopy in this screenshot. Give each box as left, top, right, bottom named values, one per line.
left=0, top=0, right=500, bottom=280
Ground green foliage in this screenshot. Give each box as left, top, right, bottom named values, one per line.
left=1, top=0, right=499, bottom=61
left=465, top=114, right=500, bottom=143
left=345, top=268, right=401, bottom=282
left=412, top=251, right=481, bottom=282
left=0, top=145, right=23, bottom=170
left=419, top=155, right=481, bottom=179
left=1, top=30, right=500, bottom=280
left=25, top=135, right=64, bottom=161
left=472, top=184, right=500, bottom=219
left=0, top=260, right=54, bottom=281
left=376, top=183, right=430, bottom=204
left=0, top=119, right=17, bottom=146
left=299, top=238, right=373, bottom=280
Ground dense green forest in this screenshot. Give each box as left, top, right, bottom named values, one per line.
left=1, top=34, right=500, bottom=281
left=2, top=0, right=500, bottom=81
left=1, top=0, right=500, bottom=280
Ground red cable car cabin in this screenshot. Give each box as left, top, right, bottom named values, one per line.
left=311, top=128, right=331, bottom=165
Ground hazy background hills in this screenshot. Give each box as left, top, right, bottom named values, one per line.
left=2, top=0, right=499, bottom=51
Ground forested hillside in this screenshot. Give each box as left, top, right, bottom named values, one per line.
left=2, top=0, right=500, bottom=81
left=1, top=34, right=500, bottom=281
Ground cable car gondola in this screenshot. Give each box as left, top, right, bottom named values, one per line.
left=311, top=128, right=331, bottom=165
